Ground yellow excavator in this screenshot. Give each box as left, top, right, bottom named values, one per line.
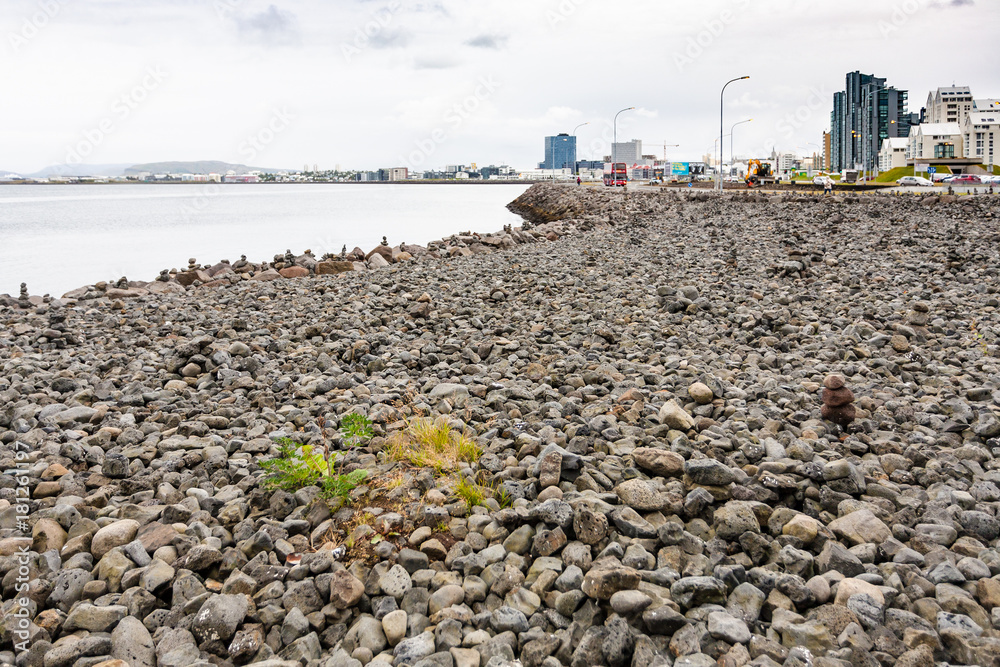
left=746, top=159, right=775, bottom=187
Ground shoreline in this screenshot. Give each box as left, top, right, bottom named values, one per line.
left=1, top=185, right=571, bottom=305
left=0, top=185, right=986, bottom=305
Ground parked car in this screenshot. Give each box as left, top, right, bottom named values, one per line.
left=931, top=173, right=952, bottom=182
left=813, top=176, right=832, bottom=186
left=950, top=174, right=982, bottom=184
left=976, top=174, right=1000, bottom=184
left=898, top=176, right=934, bottom=186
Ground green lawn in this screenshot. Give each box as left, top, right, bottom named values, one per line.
left=876, top=167, right=912, bottom=183
left=789, top=173, right=840, bottom=182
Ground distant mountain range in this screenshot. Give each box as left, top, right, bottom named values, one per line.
left=16, top=161, right=285, bottom=178
left=28, top=164, right=135, bottom=178
left=123, top=161, right=281, bottom=176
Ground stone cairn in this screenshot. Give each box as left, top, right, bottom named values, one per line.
left=821, top=374, right=856, bottom=429
left=187, top=258, right=198, bottom=271
left=156, top=270, right=170, bottom=282
left=18, top=283, right=29, bottom=308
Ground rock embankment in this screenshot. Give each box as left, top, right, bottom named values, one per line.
left=2, top=185, right=1000, bottom=667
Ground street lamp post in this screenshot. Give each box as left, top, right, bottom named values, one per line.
left=572, top=122, right=589, bottom=175
left=720, top=76, right=750, bottom=191
left=730, top=118, right=752, bottom=177
left=613, top=108, right=635, bottom=167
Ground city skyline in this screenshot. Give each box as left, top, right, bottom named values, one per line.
left=3, top=0, right=999, bottom=174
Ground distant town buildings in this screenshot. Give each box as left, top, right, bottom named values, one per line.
left=828, top=77, right=998, bottom=175
left=902, top=86, right=1000, bottom=171
left=540, top=134, right=577, bottom=170
left=829, top=71, right=915, bottom=173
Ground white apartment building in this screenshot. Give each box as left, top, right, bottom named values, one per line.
left=924, top=86, right=974, bottom=125
left=776, top=152, right=797, bottom=172
left=879, top=137, right=908, bottom=171
left=974, top=98, right=1000, bottom=117
left=963, top=112, right=999, bottom=166
left=906, top=122, right=963, bottom=161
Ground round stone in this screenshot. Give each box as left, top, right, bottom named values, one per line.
left=688, top=382, right=714, bottom=404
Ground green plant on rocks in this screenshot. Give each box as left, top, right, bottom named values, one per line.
left=259, top=415, right=374, bottom=502
left=339, top=412, right=374, bottom=448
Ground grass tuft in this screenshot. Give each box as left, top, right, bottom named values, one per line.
left=385, top=417, right=482, bottom=473
left=453, top=475, right=490, bottom=508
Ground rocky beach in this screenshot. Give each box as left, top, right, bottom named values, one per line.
left=2, top=184, right=1000, bottom=667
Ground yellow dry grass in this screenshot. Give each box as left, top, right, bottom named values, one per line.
left=385, top=417, right=482, bottom=473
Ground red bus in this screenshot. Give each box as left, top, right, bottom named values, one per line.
left=603, top=162, right=627, bottom=187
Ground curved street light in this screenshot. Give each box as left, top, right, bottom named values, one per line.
left=613, top=107, right=635, bottom=166
left=730, top=118, right=752, bottom=172
left=720, top=76, right=750, bottom=191
left=572, top=122, right=590, bottom=174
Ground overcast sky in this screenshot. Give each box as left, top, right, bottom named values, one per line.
left=2, top=0, right=998, bottom=173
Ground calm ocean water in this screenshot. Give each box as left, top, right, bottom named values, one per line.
left=0, top=183, right=530, bottom=298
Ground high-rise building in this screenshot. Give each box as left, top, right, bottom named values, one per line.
left=831, top=91, right=846, bottom=172
left=830, top=71, right=913, bottom=173
left=823, top=131, right=832, bottom=171
left=611, top=139, right=642, bottom=165
left=541, top=134, right=577, bottom=169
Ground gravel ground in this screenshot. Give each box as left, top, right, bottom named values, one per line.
left=2, top=185, right=1000, bottom=667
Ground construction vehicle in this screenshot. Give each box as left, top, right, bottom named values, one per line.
left=745, top=159, right=775, bottom=187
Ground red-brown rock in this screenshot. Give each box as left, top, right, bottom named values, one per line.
left=823, top=374, right=845, bottom=390
left=822, top=387, right=854, bottom=408
left=365, top=245, right=394, bottom=262
left=315, top=261, right=355, bottom=275
left=279, top=266, right=309, bottom=279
